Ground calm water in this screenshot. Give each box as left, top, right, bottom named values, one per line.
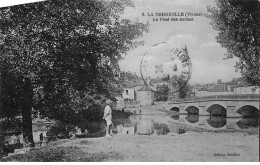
left=121, top=113, right=259, bottom=134
left=170, top=115, right=259, bottom=131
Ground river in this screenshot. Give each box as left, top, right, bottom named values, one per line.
left=119, top=107, right=259, bottom=135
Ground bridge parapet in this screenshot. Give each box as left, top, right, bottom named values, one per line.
left=170, top=94, right=259, bottom=103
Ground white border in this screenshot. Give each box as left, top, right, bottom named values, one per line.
left=0, top=0, right=45, bottom=8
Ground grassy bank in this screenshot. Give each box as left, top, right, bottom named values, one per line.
left=1, top=110, right=131, bottom=161
left=1, top=144, right=122, bottom=162
left=3, top=130, right=258, bottom=162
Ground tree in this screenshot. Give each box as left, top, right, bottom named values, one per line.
left=0, top=0, right=148, bottom=148
left=179, top=84, right=192, bottom=99
left=217, top=79, right=222, bottom=84
left=156, top=84, right=169, bottom=101
left=156, top=84, right=170, bottom=95
left=119, top=71, right=140, bottom=82
left=170, top=74, right=191, bottom=98
left=207, top=0, right=260, bottom=86
left=251, top=86, right=257, bottom=94
left=0, top=45, right=2, bottom=158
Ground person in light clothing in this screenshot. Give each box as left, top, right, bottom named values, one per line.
left=103, top=99, right=113, bottom=137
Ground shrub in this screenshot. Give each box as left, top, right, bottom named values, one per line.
left=154, top=123, right=170, bottom=135
left=46, top=122, right=75, bottom=141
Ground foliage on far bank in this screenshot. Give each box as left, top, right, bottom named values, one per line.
left=155, top=84, right=169, bottom=101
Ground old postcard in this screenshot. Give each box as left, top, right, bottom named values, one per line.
left=0, top=0, right=259, bottom=162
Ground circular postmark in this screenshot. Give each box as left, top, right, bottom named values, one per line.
left=140, top=42, right=192, bottom=94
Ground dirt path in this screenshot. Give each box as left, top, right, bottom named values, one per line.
left=58, top=131, right=259, bottom=162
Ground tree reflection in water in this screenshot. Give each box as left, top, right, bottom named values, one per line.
left=236, top=117, right=259, bottom=129
left=185, top=115, right=199, bottom=123
left=171, top=115, right=179, bottom=120
left=206, top=116, right=226, bottom=128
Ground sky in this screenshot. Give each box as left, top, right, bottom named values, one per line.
left=118, top=0, right=242, bottom=84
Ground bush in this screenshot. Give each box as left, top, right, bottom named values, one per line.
left=78, top=121, right=106, bottom=137
left=46, top=122, right=76, bottom=141
left=154, top=123, right=170, bottom=135
left=46, top=121, right=107, bottom=140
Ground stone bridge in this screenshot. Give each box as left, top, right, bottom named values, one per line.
left=165, top=94, right=259, bottom=117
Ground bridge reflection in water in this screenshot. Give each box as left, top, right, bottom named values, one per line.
left=169, top=105, right=259, bottom=131
left=120, top=99, right=259, bottom=134
left=123, top=112, right=259, bottom=135
left=171, top=114, right=259, bottom=130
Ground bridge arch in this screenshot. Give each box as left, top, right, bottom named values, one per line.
left=236, top=105, right=259, bottom=117
left=206, top=104, right=227, bottom=116
left=170, top=107, right=179, bottom=112
left=185, top=106, right=199, bottom=115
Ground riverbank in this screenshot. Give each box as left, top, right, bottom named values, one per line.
left=2, top=131, right=259, bottom=162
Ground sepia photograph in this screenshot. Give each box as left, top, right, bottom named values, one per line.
left=0, top=0, right=259, bottom=162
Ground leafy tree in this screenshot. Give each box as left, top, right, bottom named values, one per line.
left=217, top=79, right=222, bottom=84
left=207, top=0, right=260, bottom=85
left=0, top=0, right=148, bottom=150
left=170, top=74, right=191, bottom=98
left=179, top=84, right=192, bottom=99
left=156, top=84, right=169, bottom=95
left=0, top=61, right=3, bottom=157
left=155, top=84, right=169, bottom=101
left=119, top=71, right=140, bottom=81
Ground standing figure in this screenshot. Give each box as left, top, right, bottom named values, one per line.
left=39, top=133, right=43, bottom=147
left=103, top=99, right=113, bottom=137
left=23, top=136, right=29, bottom=147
